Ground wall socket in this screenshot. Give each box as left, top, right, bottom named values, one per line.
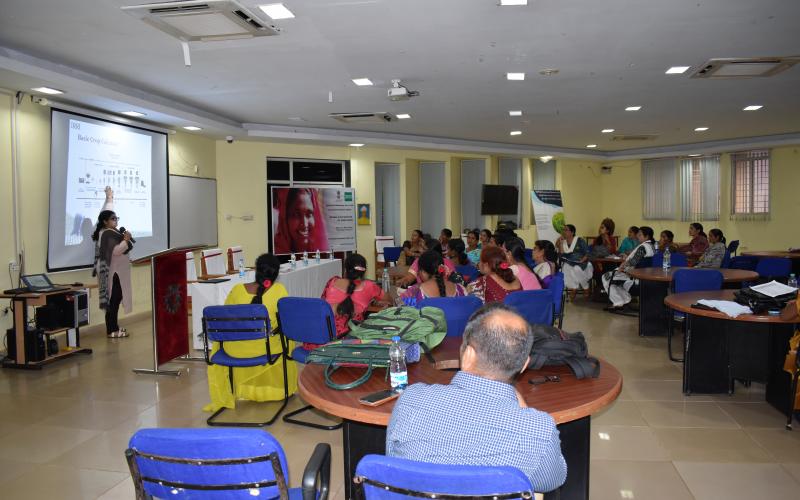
left=8, top=261, right=19, bottom=272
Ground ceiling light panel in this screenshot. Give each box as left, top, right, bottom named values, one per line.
left=509, top=110, right=522, bottom=116
left=625, top=106, right=641, bottom=111
left=509, top=131, right=522, bottom=136
left=602, top=128, right=615, bottom=133
left=352, top=78, right=373, bottom=86
left=586, top=144, right=597, bottom=148
left=121, top=111, right=146, bottom=117
left=694, top=127, right=709, bottom=131
left=506, top=72, right=525, bottom=81
left=500, top=0, right=528, bottom=5
left=259, top=3, right=295, bottom=19
left=31, top=86, right=63, bottom=95
left=665, top=66, right=690, bottom=74
left=743, top=105, right=763, bottom=111
left=349, top=143, right=364, bottom=147
left=183, top=126, right=202, bottom=131
left=396, top=114, right=411, bottom=119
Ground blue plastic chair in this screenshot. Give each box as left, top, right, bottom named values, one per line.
left=202, top=304, right=287, bottom=427
left=354, top=455, right=533, bottom=500
left=729, top=255, right=758, bottom=271
left=277, top=297, right=341, bottom=430
left=756, top=257, right=792, bottom=281
left=549, top=272, right=566, bottom=328
left=126, top=428, right=331, bottom=500
left=417, top=296, right=483, bottom=337
left=652, top=252, right=688, bottom=268
left=455, top=264, right=479, bottom=283
left=668, top=269, right=724, bottom=362
left=721, top=250, right=731, bottom=269
left=383, top=246, right=403, bottom=265
left=524, top=248, right=535, bottom=269
left=504, top=290, right=554, bottom=326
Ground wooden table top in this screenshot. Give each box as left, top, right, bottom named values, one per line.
left=628, top=267, right=758, bottom=283
left=742, top=251, right=800, bottom=260
left=664, top=290, right=799, bottom=323
left=297, top=337, right=622, bottom=427
left=590, top=256, right=625, bottom=264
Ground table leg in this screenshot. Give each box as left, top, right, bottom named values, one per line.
left=638, top=280, right=669, bottom=337
left=765, top=324, right=795, bottom=415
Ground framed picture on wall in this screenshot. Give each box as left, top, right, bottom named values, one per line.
left=357, top=204, right=371, bottom=225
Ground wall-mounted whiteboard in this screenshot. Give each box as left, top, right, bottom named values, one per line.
left=169, top=175, right=218, bottom=249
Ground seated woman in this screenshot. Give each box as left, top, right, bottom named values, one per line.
left=466, top=230, right=482, bottom=265
left=447, top=238, right=471, bottom=267
left=590, top=218, right=617, bottom=258
left=397, top=238, right=458, bottom=286
left=402, top=229, right=425, bottom=265
left=618, top=226, right=640, bottom=256
left=658, top=230, right=678, bottom=254
left=468, top=246, right=522, bottom=303
left=480, top=228, right=493, bottom=248
left=679, top=222, right=709, bottom=260
left=694, top=229, right=727, bottom=268
left=532, top=240, right=558, bottom=286
left=601, top=226, right=657, bottom=310
left=504, top=237, right=541, bottom=290
left=557, top=224, right=592, bottom=298
left=321, top=253, right=388, bottom=344
left=204, top=253, right=296, bottom=413
left=400, top=251, right=467, bottom=302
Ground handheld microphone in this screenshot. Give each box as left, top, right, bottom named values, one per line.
left=119, top=227, right=136, bottom=243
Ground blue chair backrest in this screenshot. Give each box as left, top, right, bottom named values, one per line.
left=727, top=240, right=740, bottom=256
left=549, top=272, right=565, bottom=316
left=651, top=252, right=663, bottom=268
left=203, top=304, right=270, bottom=342
left=635, top=256, right=653, bottom=269
left=756, top=257, right=792, bottom=279
left=504, top=290, right=554, bottom=326
left=455, top=264, right=479, bottom=283
left=524, top=248, right=535, bottom=269
left=729, top=255, right=758, bottom=271
left=355, top=455, right=533, bottom=499
left=721, top=250, right=731, bottom=268
left=277, top=297, right=336, bottom=344
left=417, top=296, right=483, bottom=337
left=383, top=246, right=402, bottom=264
left=673, top=269, right=724, bottom=293
left=127, top=428, right=290, bottom=499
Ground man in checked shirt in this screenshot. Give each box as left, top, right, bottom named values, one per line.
left=386, top=303, right=567, bottom=492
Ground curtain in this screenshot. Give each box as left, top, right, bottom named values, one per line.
left=641, top=158, right=676, bottom=219
left=533, top=160, right=556, bottom=190
left=679, top=155, right=720, bottom=221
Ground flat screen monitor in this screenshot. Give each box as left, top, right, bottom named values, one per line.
left=481, top=184, right=519, bottom=215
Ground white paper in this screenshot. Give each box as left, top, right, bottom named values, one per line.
left=697, top=300, right=753, bottom=318
left=750, top=280, right=797, bottom=298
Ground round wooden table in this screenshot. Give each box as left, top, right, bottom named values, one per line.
left=299, top=337, right=622, bottom=500
left=743, top=251, right=800, bottom=275
left=626, top=267, right=759, bottom=337
left=663, top=290, right=798, bottom=413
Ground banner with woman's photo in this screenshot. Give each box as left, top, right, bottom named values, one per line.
left=531, top=190, right=565, bottom=243
left=270, top=186, right=357, bottom=254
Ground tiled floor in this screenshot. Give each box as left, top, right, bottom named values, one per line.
left=0, top=298, right=797, bottom=499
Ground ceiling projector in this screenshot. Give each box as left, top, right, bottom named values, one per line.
left=388, top=79, right=420, bottom=101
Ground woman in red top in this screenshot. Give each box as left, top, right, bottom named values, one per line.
left=468, top=246, right=522, bottom=303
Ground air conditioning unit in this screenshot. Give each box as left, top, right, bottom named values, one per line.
left=329, top=112, right=393, bottom=123
left=121, top=0, right=279, bottom=42
left=690, top=57, right=800, bottom=79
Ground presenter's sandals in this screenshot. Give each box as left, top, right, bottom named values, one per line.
left=108, top=329, right=129, bottom=338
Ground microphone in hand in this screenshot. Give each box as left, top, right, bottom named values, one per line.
left=119, top=227, right=136, bottom=243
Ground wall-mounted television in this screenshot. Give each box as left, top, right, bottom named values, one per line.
left=481, top=184, right=519, bottom=215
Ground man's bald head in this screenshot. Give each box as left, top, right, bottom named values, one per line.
left=462, top=303, right=534, bottom=381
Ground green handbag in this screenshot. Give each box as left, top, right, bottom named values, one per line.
left=306, top=339, right=421, bottom=390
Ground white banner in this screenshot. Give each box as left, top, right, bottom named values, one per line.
left=531, top=190, right=565, bottom=243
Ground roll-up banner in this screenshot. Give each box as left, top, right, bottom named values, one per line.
left=531, top=190, right=565, bottom=243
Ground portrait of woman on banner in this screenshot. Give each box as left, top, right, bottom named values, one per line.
left=272, top=187, right=330, bottom=254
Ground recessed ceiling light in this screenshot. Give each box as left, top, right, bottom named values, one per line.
left=665, top=66, right=691, bottom=74
left=598, top=432, right=610, bottom=440
left=509, top=110, right=523, bottom=116
left=586, top=144, right=597, bottom=148
left=743, top=105, right=763, bottom=111
left=625, top=106, right=641, bottom=111
left=396, top=113, right=411, bottom=119
left=183, top=126, right=202, bottom=131
left=352, top=78, right=373, bottom=86
left=349, top=143, right=365, bottom=147
left=506, top=72, right=525, bottom=81
left=601, top=128, right=615, bottom=133
left=694, top=127, right=709, bottom=132
left=539, top=68, right=559, bottom=76
left=509, top=131, right=522, bottom=136
left=258, top=3, right=295, bottom=19
left=500, top=0, right=527, bottom=5
left=540, top=156, right=553, bottom=163
left=121, top=111, right=146, bottom=117
left=688, top=154, right=702, bottom=157
left=31, top=86, right=63, bottom=95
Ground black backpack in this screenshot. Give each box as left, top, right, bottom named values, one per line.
left=734, top=287, right=796, bottom=314
left=529, top=324, right=600, bottom=379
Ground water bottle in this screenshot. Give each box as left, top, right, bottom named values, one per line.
left=315, top=249, right=321, bottom=264
left=238, top=258, right=245, bottom=278
left=789, top=274, right=798, bottom=289
left=290, top=253, right=296, bottom=270
left=389, top=336, right=408, bottom=392
left=382, top=267, right=391, bottom=293
left=663, top=247, right=671, bottom=271
left=302, top=250, right=309, bottom=266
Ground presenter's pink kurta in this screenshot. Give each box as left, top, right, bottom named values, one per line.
left=98, top=199, right=133, bottom=313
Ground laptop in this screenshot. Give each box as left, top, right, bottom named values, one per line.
left=20, top=274, right=68, bottom=293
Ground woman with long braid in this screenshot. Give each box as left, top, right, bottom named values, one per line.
left=203, top=253, right=297, bottom=413
left=400, top=250, right=467, bottom=302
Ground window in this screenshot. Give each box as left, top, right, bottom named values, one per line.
left=679, top=155, right=720, bottom=221
left=533, top=159, right=556, bottom=190
left=641, top=158, right=677, bottom=219
left=730, top=150, right=770, bottom=219
left=461, top=159, right=485, bottom=231
left=498, top=158, right=522, bottom=227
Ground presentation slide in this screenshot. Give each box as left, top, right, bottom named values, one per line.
left=49, top=109, right=169, bottom=271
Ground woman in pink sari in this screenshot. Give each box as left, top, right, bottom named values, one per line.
left=272, top=188, right=329, bottom=254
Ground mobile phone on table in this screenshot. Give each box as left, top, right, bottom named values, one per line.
left=358, top=389, right=400, bottom=407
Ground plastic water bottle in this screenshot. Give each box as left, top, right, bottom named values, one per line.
left=389, top=336, right=408, bottom=392
left=315, top=249, right=321, bottom=264
left=290, top=253, right=296, bottom=270
left=302, top=250, right=309, bottom=266
left=238, top=258, right=245, bottom=278
left=789, top=274, right=798, bottom=289
left=663, top=247, right=671, bottom=271
left=382, top=267, right=391, bottom=293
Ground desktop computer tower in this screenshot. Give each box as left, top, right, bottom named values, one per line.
left=34, top=290, right=89, bottom=330
left=6, top=327, right=46, bottom=362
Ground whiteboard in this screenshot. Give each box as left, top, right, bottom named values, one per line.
left=169, top=175, right=218, bottom=248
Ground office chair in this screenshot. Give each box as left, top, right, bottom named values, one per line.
left=383, top=246, right=403, bottom=266
left=727, top=240, right=740, bottom=257
left=756, top=258, right=792, bottom=282
left=651, top=252, right=688, bottom=268
left=417, top=295, right=483, bottom=337
left=504, top=290, right=554, bottom=326
left=455, top=264, right=479, bottom=283
left=729, top=255, right=758, bottom=271
left=549, top=272, right=566, bottom=328
left=668, top=269, right=723, bottom=362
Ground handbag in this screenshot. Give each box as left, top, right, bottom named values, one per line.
left=306, top=339, right=420, bottom=390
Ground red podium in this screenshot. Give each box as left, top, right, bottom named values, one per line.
left=132, top=246, right=202, bottom=377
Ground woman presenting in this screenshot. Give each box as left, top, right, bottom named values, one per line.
left=92, top=186, right=133, bottom=338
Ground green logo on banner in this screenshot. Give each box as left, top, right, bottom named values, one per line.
left=344, top=192, right=353, bottom=201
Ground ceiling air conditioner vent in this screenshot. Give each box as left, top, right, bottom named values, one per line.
left=690, top=57, right=800, bottom=79
left=329, top=112, right=394, bottom=123
left=611, top=134, right=658, bottom=142
left=122, top=0, right=279, bottom=42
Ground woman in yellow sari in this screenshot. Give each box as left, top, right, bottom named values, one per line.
left=204, top=253, right=298, bottom=412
